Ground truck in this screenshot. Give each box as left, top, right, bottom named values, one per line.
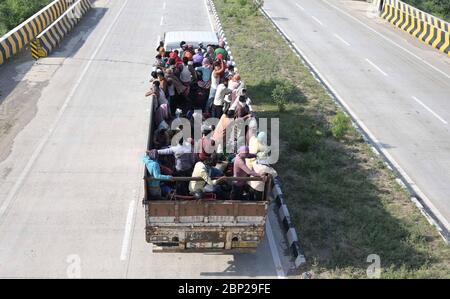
left=143, top=31, right=273, bottom=252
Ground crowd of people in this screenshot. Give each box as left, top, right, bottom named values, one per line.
left=142, top=38, right=277, bottom=201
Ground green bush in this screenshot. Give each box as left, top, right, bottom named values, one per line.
left=0, top=0, right=51, bottom=36
left=331, top=111, right=351, bottom=140
left=238, top=0, right=247, bottom=6
left=271, top=81, right=296, bottom=112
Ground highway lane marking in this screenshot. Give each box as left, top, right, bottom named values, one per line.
left=160, top=16, right=164, bottom=26
left=311, top=16, right=324, bottom=26
left=412, top=96, right=448, bottom=125
left=334, top=33, right=351, bottom=46
left=320, top=0, right=450, bottom=80
left=365, top=58, right=388, bottom=77
left=0, top=0, right=130, bottom=222
left=120, top=199, right=137, bottom=261
left=295, top=3, right=305, bottom=11
left=163, top=2, right=166, bottom=10
left=266, top=218, right=286, bottom=278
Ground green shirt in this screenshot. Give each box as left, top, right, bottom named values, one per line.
left=214, top=47, right=228, bottom=60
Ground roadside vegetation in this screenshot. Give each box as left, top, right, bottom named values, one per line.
left=0, top=0, right=51, bottom=36
left=403, top=0, right=450, bottom=22
left=214, top=0, right=450, bottom=278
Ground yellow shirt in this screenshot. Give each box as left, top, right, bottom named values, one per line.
left=189, top=162, right=218, bottom=193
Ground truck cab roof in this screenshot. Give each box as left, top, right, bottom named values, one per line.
left=163, top=31, right=219, bottom=51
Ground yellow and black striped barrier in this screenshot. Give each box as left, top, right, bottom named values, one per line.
left=381, top=0, right=450, bottom=56
left=32, top=0, right=92, bottom=59
left=0, top=0, right=71, bottom=66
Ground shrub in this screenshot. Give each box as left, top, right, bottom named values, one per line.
left=271, top=81, right=296, bottom=112
left=331, top=111, right=351, bottom=140
left=238, top=0, right=248, bottom=6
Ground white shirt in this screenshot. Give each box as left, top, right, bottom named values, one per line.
left=247, top=163, right=277, bottom=192
left=230, top=98, right=253, bottom=112
left=213, top=84, right=232, bottom=106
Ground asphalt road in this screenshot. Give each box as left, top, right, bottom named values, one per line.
left=0, top=0, right=293, bottom=278
left=264, top=0, right=450, bottom=232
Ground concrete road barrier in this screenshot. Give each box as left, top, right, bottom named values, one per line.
left=0, top=0, right=71, bottom=66
left=381, top=0, right=450, bottom=56
left=30, top=0, right=92, bottom=60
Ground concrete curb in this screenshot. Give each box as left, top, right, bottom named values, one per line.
left=272, top=177, right=307, bottom=268
left=259, top=5, right=449, bottom=244
left=206, top=0, right=307, bottom=268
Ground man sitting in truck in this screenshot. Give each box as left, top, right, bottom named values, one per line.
left=143, top=152, right=173, bottom=199
left=231, top=146, right=260, bottom=200
left=157, top=138, right=197, bottom=195
left=189, top=154, right=227, bottom=199
left=247, top=159, right=276, bottom=201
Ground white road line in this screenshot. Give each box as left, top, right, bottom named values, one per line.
left=412, top=96, right=448, bottom=125
left=160, top=16, right=164, bottom=26
left=266, top=218, right=286, bottom=279
left=120, top=200, right=137, bottom=261
left=163, top=2, right=166, bottom=10
left=295, top=3, right=305, bottom=11
left=321, top=0, right=450, bottom=80
left=311, top=16, right=324, bottom=26
left=0, top=0, right=130, bottom=222
left=334, top=33, right=350, bottom=46
left=365, top=58, right=388, bottom=77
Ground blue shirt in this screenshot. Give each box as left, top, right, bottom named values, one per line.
left=142, top=156, right=172, bottom=188
left=195, top=66, right=212, bottom=82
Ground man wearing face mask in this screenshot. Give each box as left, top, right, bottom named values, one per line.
left=230, top=146, right=260, bottom=200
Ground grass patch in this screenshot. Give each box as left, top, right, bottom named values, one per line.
left=214, top=0, right=450, bottom=278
